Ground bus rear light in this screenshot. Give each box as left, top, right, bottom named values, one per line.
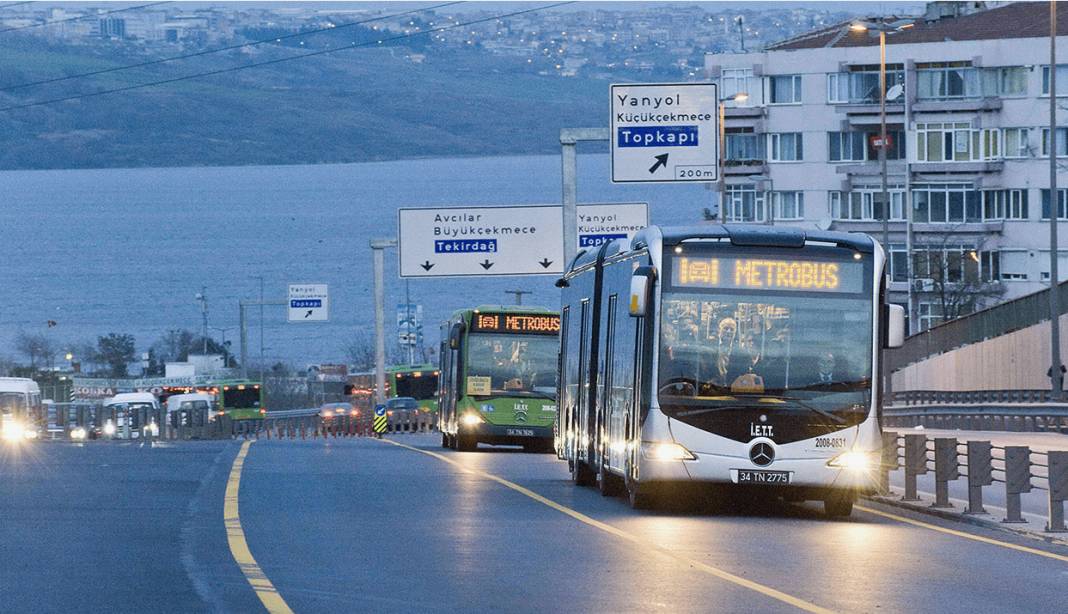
left=259, top=408, right=267, bottom=415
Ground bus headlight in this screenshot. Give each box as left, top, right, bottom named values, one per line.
left=828, top=451, right=878, bottom=470
left=641, top=441, right=697, bottom=461
left=2, top=422, right=25, bottom=441
left=461, top=413, right=484, bottom=426
left=70, top=427, right=88, bottom=441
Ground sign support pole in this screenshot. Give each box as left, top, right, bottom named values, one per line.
left=371, top=238, right=398, bottom=406
left=237, top=299, right=285, bottom=381
left=559, top=128, right=609, bottom=269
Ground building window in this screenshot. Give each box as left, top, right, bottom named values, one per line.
left=767, top=132, right=803, bottom=162
left=1002, top=128, right=1031, bottom=158
left=723, top=187, right=766, bottom=222
left=725, top=128, right=764, bottom=163
left=916, top=62, right=979, bottom=100
left=917, top=302, right=944, bottom=332
left=1041, top=127, right=1068, bottom=157
left=771, top=191, right=804, bottom=220
left=915, top=122, right=997, bottom=162
left=912, top=245, right=993, bottom=285
left=829, top=187, right=905, bottom=221
left=827, top=130, right=904, bottom=162
left=719, top=68, right=753, bottom=101
left=982, top=189, right=1029, bottom=220
left=767, top=74, right=802, bottom=104
left=1041, top=64, right=1068, bottom=96
left=889, top=243, right=909, bottom=282
left=827, top=66, right=904, bottom=104
left=912, top=184, right=982, bottom=224
left=981, top=66, right=1028, bottom=96
left=1041, top=189, right=1068, bottom=220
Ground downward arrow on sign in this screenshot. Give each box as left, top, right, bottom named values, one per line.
left=480, top=259, right=494, bottom=270
left=420, top=260, right=435, bottom=271
left=539, top=258, right=553, bottom=268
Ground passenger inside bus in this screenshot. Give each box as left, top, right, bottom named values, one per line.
left=468, top=335, right=557, bottom=395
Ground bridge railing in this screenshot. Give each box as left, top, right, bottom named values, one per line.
left=884, top=393, right=1068, bottom=433
left=880, top=431, right=1068, bottom=532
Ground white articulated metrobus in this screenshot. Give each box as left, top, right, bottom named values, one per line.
left=0, top=377, right=43, bottom=442
left=556, top=225, right=905, bottom=516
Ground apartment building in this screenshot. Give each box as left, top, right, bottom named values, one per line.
left=705, top=1, right=1068, bottom=332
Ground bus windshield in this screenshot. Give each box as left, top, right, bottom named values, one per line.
left=394, top=374, right=437, bottom=401
left=658, top=291, right=872, bottom=418
left=222, top=387, right=261, bottom=409
left=466, top=333, right=558, bottom=398
left=0, top=392, right=27, bottom=415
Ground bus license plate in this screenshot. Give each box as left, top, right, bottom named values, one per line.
left=736, top=470, right=791, bottom=484
left=506, top=428, right=535, bottom=437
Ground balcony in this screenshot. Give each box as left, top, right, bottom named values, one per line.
left=912, top=98, right=1003, bottom=113
left=724, top=106, right=764, bottom=119
left=911, top=160, right=1004, bottom=175
left=724, top=161, right=768, bottom=176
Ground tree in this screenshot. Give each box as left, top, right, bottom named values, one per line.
left=151, top=329, right=231, bottom=365
left=96, top=333, right=136, bottom=378
left=68, top=340, right=101, bottom=375
left=911, top=230, right=1005, bottom=330
left=344, top=334, right=377, bottom=372
left=14, top=331, right=54, bottom=371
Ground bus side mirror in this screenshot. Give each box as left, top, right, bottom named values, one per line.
left=629, top=268, right=655, bottom=317
left=885, top=304, right=905, bottom=349
left=449, top=322, right=465, bottom=349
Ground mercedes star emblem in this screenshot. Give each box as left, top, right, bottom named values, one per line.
left=749, top=442, right=775, bottom=467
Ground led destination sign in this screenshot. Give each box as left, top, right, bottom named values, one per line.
left=472, top=313, right=561, bottom=335
left=670, top=256, right=864, bottom=293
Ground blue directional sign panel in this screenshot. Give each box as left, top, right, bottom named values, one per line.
left=375, top=406, right=386, bottom=417
left=287, top=284, right=329, bottom=322
left=398, top=205, right=564, bottom=278
left=576, top=203, right=647, bottom=250
left=611, top=82, right=719, bottom=183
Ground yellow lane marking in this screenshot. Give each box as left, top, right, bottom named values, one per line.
left=856, top=505, right=1068, bottom=564
left=382, top=439, right=834, bottom=614
left=225, top=440, right=295, bottom=614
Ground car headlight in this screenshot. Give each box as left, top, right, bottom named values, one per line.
left=70, top=427, right=87, bottom=440
left=827, top=450, right=878, bottom=470
left=103, top=421, right=116, bottom=436
left=461, top=413, right=484, bottom=426
left=641, top=441, right=697, bottom=461
left=23, top=428, right=38, bottom=440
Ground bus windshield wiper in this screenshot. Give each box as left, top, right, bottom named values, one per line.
left=668, top=394, right=845, bottom=424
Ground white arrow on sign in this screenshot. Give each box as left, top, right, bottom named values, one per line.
left=398, top=205, right=564, bottom=278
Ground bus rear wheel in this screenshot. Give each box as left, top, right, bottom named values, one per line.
left=571, top=458, right=596, bottom=486
left=441, top=431, right=449, bottom=448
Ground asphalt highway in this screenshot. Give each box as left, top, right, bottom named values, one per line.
left=3, top=435, right=1068, bottom=613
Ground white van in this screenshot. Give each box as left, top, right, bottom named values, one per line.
left=166, top=392, right=215, bottom=428
left=103, top=392, right=160, bottom=439
left=0, top=377, right=42, bottom=441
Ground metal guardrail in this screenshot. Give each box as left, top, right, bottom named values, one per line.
left=258, top=408, right=435, bottom=440
left=890, top=390, right=1063, bottom=405
left=880, top=431, right=1068, bottom=532
left=883, top=404, right=1068, bottom=433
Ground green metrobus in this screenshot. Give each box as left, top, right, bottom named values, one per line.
left=438, top=306, right=559, bottom=452
left=386, top=364, right=439, bottom=414
left=209, top=380, right=265, bottom=420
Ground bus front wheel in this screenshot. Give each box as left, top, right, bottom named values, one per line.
left=823, top=491, right=855, bottom=518
left=441, top=431, right=449, bottom=448
left=456, top=434, right=477, bottom=452
left=627, top=483, right=658, bottom=510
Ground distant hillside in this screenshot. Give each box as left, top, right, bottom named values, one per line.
left=0, top=37, right=615, bottom=170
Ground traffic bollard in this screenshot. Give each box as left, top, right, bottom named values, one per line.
left=1002, top=446, right=1032, bottom=523
left=1046, top=451, right=1068, bottom=532
left=902, top=434, right=927, bottom=502
left=932, top=438, right=959, bottom=508
left=965, top=440, right=993, bottom=515
left=879, top=431, right=899, bottom=495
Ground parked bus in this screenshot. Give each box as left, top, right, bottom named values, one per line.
left=557, top=225, right=905, bottom=516
left=0, top=377, right=42, bottom=441
left=387, top=364, right=439, bottom=415
left=438, top=306, right=559, bottom=452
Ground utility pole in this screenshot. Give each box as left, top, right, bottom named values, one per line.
left=210, top=326, right=234, bottom=367
left=1050, top=0, right=1064, bottom=400
left=254, top=276, right=265, bottom=383
left=404, top=279, right=414, bottom=366
left=505, top=290, right=532, bottom=305
left=370, top=238, right=397, bottom=406
left=196, top=287, right=208, bottom=355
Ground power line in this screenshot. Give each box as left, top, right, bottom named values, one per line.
left=0, top=1, right=574, bottom=113
left=0, top=1, right=464, bottom=93
left=0, top=2, right=170, bottom=35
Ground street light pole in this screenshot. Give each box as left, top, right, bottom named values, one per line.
left=880, top=29, right=890, bottom=253
left=1049, top=0, right=1063, bottom=400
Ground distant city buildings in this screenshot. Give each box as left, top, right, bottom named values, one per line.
left=705, top=1, right=1068, bottom=333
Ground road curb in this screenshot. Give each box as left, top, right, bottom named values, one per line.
left=864, top=492, right=1068, bottom=548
